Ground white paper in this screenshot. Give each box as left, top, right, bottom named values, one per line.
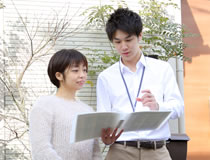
left=70, top=111, right=171, bottom=143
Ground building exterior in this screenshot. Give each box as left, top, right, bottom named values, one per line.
left=0, top=0, right=194, bottom=159
left=182, top=0, right=210, bottom=159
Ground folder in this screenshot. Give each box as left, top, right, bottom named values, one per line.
left=70, top=111, right=171, bottom=143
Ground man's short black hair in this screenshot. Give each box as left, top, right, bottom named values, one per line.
left=106, top=8, right=143, bottom=41
left=47, top=49, right=88, bottom=88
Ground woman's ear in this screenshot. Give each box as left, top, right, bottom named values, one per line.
left=55, top=72, right=63, bottom=81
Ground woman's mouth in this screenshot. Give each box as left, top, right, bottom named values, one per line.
left=77, top=81, right=85, bottom=85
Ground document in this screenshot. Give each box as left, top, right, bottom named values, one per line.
left=70, top=111, right=171, bottom=143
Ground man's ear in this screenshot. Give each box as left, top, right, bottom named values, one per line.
left=55, top=72, right=63, bottom=81
left=138, top=32, right=143, bottom=41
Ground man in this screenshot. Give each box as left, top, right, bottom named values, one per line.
left=96, top=8, right=184, bottom=160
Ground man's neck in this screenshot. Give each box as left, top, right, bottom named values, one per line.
left=122, top=52, right=141, bottom=72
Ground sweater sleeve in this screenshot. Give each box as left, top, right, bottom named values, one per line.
left=29, top=105, right=62, bottom=160
left=92, top=138, right=102, bottom=160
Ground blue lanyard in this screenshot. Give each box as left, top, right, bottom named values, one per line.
left=119, top=61, right=145, bottom=112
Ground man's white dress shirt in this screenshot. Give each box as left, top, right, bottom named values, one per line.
left=96, top=53, right=184, bottom=141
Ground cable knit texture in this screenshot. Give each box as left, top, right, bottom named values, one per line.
left=29, top=95, right=102, bottom=160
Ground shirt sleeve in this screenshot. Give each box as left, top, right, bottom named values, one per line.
left=96, top=74, right=112, bottom=112
left=158, top=63, right=184, bottom=119
left=29, top=105, right=63, bottom=160
left=92, top=138, right=102, bottom=160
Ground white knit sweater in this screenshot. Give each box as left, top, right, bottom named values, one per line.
left=29, top=95, right=102, bottom=160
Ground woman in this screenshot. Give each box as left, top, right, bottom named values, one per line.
left=29, top=49, right=122, bottom=160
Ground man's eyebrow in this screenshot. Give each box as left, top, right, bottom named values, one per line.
left=71, top=64, right=79, bottom=67
left=113, top=35, right=132, bottom=41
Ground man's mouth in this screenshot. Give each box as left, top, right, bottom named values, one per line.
left=122, top=52, right=129, bottom=56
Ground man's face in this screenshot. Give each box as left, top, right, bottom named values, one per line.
left=112, top=30, right=142, bottom=63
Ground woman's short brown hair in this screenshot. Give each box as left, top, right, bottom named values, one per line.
left=47, top=49, right=88, bottom=88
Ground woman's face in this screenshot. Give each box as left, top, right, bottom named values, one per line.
left=58, top=63, right=87, bottom=91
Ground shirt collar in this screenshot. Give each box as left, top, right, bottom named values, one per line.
left=119, top=51, right=147, bottom=73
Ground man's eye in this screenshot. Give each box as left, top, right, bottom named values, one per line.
left=72, top=69, right=78, bottom=72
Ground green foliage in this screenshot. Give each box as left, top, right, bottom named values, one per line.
left=138, top=0, right=190, bottom=61
left=81, top=5, right=115, bottom=29
left=84, top=48, right=119, bottom=76
left=81, top=0, right=127, bottom=29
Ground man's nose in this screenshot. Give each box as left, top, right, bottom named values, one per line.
left=121, top=41, right=128, bottom=50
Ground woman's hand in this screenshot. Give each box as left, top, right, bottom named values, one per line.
left=101, top=128, right=123, bottom=145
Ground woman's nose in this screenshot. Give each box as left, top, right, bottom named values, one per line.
left=79, top=70, right=86, bottom=77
